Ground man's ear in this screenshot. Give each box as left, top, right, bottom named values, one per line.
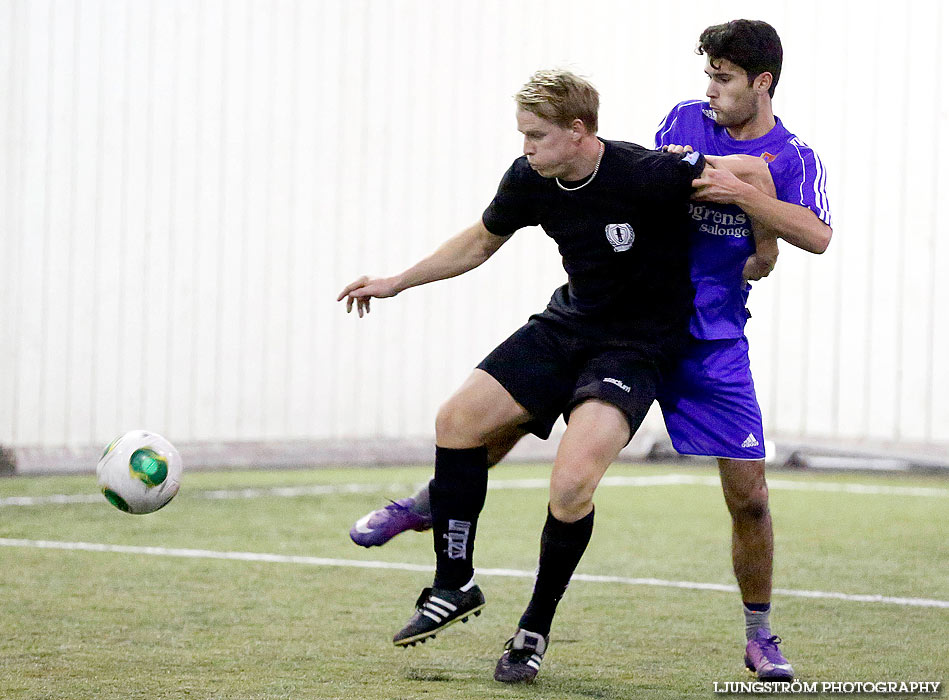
left=755, top=72, right=773, bottom=95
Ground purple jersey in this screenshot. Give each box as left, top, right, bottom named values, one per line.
left=655, top=100, right=832, bottom=339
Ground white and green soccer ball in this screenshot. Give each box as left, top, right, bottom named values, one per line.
left=96, top=430, right=183, bottom=514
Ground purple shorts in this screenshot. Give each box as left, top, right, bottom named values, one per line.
left=657, top=336, right=766, bottom=460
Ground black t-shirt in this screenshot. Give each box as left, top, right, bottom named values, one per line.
left=482, top=139, right=704, bottom=342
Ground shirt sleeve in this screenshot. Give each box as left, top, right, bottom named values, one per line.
left=639, top=149, right=706, bottom=203
left=772, top=140, right=832, bottom=226
left=654, top=105, right=679, bottom=149
left=481, top=161, right=538, bottom=236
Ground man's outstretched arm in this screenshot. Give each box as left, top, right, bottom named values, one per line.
left=337, top=219, right=511, bottom=317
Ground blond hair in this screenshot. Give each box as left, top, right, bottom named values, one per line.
left=515, top=69, right=599, bottom=134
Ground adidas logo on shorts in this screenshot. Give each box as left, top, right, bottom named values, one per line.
left=741, top=433, right=760, bottom=448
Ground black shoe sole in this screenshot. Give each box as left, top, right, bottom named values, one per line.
left=494, top=670, right=538, bottom=684
left=393, top=606, right=485, bottom=647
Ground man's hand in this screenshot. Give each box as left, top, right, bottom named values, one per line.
left=742, top=252, right=776, bottom=282
left=661, top=144, right=694, bottom=155
left=691, top=159, right=754, bottom=204
left=743, top=227, right=779, bottom=282
left=337, top=275, right=400, bottom=317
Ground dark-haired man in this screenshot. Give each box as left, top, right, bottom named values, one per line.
left=655, top=19, right=831, bottom=683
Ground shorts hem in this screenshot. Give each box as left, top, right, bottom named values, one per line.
left=473, top=367, right=558, bottom=441
left=566, top=394, right=646, bottom=447
left=672, top=448, right=766, bottom=461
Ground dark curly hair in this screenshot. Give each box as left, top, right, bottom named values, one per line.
left=697, top=20, right=783, bottom=98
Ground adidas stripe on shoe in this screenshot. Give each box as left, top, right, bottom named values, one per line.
left=392, top=585, right=486, bottom=647
left=494, top=628, right=549, bottom=683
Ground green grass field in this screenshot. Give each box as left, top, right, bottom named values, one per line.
left=1, top=463, right=947, bottom=699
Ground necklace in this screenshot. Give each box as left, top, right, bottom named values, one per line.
left=556, top=140, right=605, bottom=192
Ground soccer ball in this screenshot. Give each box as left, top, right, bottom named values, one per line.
left=96, top=430, right=183, bottom=514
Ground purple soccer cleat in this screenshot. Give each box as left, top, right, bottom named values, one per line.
left=349, top=497, right=433, bottom=547
left=744, top=629, right=795, bottom=682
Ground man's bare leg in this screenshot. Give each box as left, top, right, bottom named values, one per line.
left=719, top=457, right=794, bottom=681
left=718, top=457, right=773, bottom=605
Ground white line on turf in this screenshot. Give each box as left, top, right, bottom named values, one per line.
left=0, top=493, right=105, bottom=506
left=3, top=473, right=947, bottom=507
left=1, top=537, right=946, bottom=608
left=0, top=482, right=404, bottom=507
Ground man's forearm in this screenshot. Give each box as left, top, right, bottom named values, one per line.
left=707, top=154, right=777, bottom=198
left=393, top=221, right=505, bottom=293
left=733, top=185, right=832, bottom=254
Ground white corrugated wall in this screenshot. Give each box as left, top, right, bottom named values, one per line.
left=1, top=0, right=947, bottom=449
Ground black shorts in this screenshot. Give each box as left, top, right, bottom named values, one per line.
left=476, top=313, right=668, bottom=441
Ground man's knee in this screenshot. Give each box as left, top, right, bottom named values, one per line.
left=549, top=404, right=630, bottom=521
left=726, top=482, right=770, bottom=522
left=549, top=460, right=600, bottom=521
left=435, top=399, right=485, bottom=446
left=549, top=485, right=594, bottom=523
left=731, top=491, right=770, bottom=523
left=720, top=460, right=771, bottom=523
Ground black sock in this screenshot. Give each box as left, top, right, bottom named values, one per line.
left=518, top=506, right=594, bottom=636
left=429, top=446, right=488, bottom=589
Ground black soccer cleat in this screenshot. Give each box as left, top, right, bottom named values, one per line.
left=494, top=628, right=549, bottom=683
left=392, top=585, right=486, bottom=647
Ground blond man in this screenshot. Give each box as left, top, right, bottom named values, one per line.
left=340, top=69, right=742, bottom=682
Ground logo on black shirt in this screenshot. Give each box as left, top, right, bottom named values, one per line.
left=605, top=223, right=635, bottom=252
